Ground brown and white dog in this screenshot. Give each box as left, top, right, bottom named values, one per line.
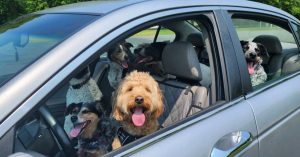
left=112, top=71, right=164, bottom=149
left=241, top=41, right=269, bottom=86
left=107, top=42, right=133, bottom=89
left=66, top=102, right=118, bottom=157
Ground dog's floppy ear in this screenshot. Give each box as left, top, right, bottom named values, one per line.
left=112, top=89, right=125, bottom=121
left=154, top=82, right=164, bottom=119
left=240, top=40, right=248, bottom=46
left=65, top=103, right=81, bottom=116
left=257, top=43, right=269, bottom=57
left=124, top=42, right=133, bottom=49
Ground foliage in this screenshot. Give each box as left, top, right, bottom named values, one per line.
left=0, top=0, right=91, bottom=24
left=252, top=0, right=300, bottom=19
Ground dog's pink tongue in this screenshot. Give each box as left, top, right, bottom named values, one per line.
left=122, top=61, right=128, bottom=69
left=70, top=124, right=84, bottom=138
left=247, top=63, right=255, bottom=75
left=132, top=107, right=145, bottom=127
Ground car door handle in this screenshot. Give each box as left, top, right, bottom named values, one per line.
left=211, top=131, right=252, bottom=157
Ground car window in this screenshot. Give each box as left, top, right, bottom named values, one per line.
left=0, top=14, right=98, bottom=87
left=231, top=14, right=299, bottom=89
left=126, top=26, right=175, bottom=46
left=12, top=15, right=219, bottom=156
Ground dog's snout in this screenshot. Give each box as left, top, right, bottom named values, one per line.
left=71, top=116, right=78, bottom=123
left=135, top=96, right=144, bottom=104
left=250, top=53, right=256, bottom=58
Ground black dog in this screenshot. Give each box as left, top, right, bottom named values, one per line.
left=241, top=40, right=269, bottom=86
left=65, top=102, right=118, bottom=157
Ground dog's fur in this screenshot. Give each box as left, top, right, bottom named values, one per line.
left=64, top=67, right=103, bottom=136
left=241, top=41, right=269, bottom=86
left=66, top=102, right=118, bottom=157
left=107, top=42, right=133, bottom=89
left=112, top=71, right=164, bottom=149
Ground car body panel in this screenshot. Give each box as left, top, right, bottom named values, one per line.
left=245, top=73, right=300, bottom=156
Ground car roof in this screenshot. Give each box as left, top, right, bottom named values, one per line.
left=37, top=0, right=299, bottom=22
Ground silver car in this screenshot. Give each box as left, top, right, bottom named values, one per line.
left=1, top=0, right=300, bottom=156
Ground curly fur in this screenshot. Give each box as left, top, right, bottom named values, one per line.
left=112, top=71, right=164, bottom=149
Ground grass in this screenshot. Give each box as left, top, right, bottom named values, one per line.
left=132, top=28, right=174, bottom=37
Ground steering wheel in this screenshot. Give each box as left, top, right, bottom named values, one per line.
left=38, top=106, right=77, bottom=157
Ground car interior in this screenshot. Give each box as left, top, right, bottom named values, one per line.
left=11, top=13, right=300, bottom=156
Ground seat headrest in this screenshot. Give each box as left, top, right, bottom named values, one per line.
left=253, top=35, right=282, bottom=55
left=162, top=41, right=202, bottom=81
left=187, top=33, right=204, bottom=47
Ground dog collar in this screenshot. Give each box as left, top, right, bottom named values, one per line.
left=71, top=76, right=91, bottom=89
left=117, top=127, right=143, bottom=146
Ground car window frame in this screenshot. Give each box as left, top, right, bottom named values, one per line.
left=226, top=9, right=300, bottom=96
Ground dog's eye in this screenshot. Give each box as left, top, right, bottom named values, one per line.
left=145, top=87, right=151, bottom=92
left=127, top=87, right=133, bottom=92
left=82, top=110, right=90, bottom=114
left=255, top=48, right=260, bottom=52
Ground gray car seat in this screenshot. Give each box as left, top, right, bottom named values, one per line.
left=156, top=41, right=209, bottom=127
left=187, top=33, right=211, bottom=88
left=253, top=35, right=283, bottom=80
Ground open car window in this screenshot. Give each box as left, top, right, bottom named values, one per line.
left=12, top=14, right=221, bottom=156
left=231, top=13, right=300, bottom=89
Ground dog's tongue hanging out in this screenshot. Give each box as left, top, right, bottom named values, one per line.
left=132, top=107, right=146, bottom=127
left=70, top=123, right=85, bottom=138
left=247, top=62, right=255, bottom=75
left=121, top=61, right=128, bottom=69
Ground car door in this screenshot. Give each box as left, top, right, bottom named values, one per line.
left=0, top=5, right=258, bottom=157
left=226, top=8, right=300, bottom=157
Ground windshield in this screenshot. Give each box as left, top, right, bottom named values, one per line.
left=0, top=14, right=98, bottom=86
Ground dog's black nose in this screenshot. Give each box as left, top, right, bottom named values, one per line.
left=135, top=96, right=144, bottom=104
left=71, top=116, right=78, bottom=123
left=250, top=53, right=256, bottom=58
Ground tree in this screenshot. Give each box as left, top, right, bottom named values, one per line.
left=253, top=0, right=300, bottom=19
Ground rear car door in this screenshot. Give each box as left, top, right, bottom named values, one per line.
left=227, top=8, right=300, bottom=157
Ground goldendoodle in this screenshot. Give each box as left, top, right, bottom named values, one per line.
left=112, top=70, right=164, bottom=149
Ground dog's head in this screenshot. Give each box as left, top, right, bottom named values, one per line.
left=69, top=67, right=91, bottom=88
left=241, top=41, right=269, bottom=75
left=112, top=71, right=163, bottom=127
left=107, top=42, right=133, bottom=69
left=66, top=102, right=103, bottom=139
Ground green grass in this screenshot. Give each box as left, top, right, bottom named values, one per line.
left=132, top=29, right=174, bottom=37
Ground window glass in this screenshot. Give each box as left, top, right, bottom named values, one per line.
left=0, top=14, right=98, bottom=86
left=231, top=16, right=299, bottom=88
left=156, top=27, right=175, bottom=42
left=126, top=26, right=175, bottom=46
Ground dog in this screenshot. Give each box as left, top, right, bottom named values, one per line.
left=241, top=41, right=269, bottom=86
left=65, top=102, right=118, bottom=157
left=111, top=71, right=164, bottom=149
left=107, top=42, right=133, bottom=89
left=64, top=67, right=103, bottom=137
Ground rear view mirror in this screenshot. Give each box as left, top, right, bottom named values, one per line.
left=13, top=32, right=29, bottom=47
